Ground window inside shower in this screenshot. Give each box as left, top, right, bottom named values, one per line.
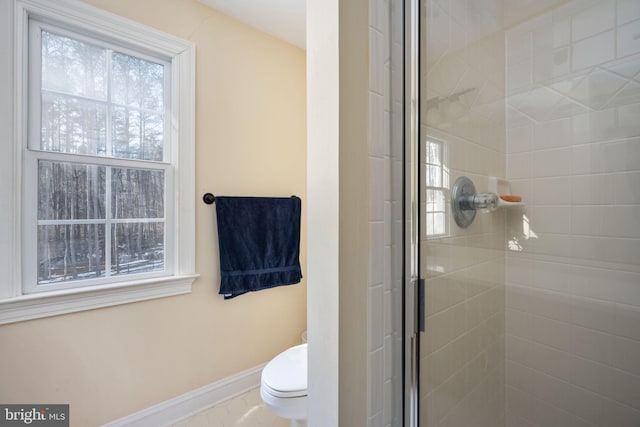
left=425, top=138, right=450, bottom=238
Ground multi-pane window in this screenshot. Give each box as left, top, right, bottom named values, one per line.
left=25, top=23, right=172, bottom=292
left=425, top=138, right=449, bottom=238
left=0, top=0, right=194, bottom=324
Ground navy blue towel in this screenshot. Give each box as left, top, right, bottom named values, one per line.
left=215, top=196, right=302, bottom=299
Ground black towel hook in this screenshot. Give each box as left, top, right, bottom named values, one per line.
left=202, top=193, right=216, bottom=204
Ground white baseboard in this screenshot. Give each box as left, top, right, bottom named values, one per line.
left=103, top=363, right=267, bottom=427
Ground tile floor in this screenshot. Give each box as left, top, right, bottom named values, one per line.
left=169, top=387, right=289, bottom=427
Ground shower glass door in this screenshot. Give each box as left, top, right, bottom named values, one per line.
left=417, top=0, right=640, bottom=426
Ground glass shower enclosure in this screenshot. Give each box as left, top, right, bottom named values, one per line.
left=408, top=0, right=640, bottom=425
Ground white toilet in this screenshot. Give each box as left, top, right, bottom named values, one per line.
left=260, top=343, right=308, bottom=427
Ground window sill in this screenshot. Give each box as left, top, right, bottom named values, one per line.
left=0, top=274, right=199, bottom=325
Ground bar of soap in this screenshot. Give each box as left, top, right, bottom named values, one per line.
left=499, top=195, right=522, bottom=202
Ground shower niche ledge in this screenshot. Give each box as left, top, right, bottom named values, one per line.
left=495, top=195, right=524, bottom=208
left=488, top=176, right=524, bottom=208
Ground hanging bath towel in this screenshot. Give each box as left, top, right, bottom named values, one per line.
left=214, top=196, right=302, bottom=299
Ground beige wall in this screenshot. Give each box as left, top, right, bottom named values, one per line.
left=0, top=0, right=307, bottom=425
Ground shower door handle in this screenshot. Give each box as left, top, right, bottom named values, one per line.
left=417, top=278, right=425, bottom=332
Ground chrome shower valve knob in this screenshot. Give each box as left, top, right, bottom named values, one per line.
left=451, top=176, right=499, bottom=228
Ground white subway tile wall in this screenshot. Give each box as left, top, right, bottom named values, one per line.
left=506, top=0, right=640, bottom=426
left=419, top=0, right=507, bottom=426
left=369, top=0, right=403, bottom=426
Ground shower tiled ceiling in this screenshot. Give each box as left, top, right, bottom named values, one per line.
left=506, top=0, right=640, bottom=123
left=509, top=56, right=640, bottom=122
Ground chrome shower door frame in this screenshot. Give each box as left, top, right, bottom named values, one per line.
left=402, top=0, right=420, bottom=424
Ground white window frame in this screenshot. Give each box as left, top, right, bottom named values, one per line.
left=0, top=0, right=197, bottom=324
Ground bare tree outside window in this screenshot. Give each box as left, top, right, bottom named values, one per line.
left=36, top=30, right=166, bottom=285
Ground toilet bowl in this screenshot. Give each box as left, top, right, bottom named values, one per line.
left=260, top=343, right=308, bottom=427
